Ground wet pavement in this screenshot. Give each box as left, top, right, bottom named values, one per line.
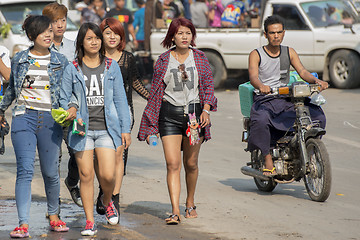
left=0, top=199, right=220, bottom=240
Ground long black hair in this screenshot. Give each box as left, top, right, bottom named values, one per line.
left=75, top=22, right=105, bottom=66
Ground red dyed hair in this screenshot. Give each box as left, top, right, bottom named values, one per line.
left=99, top=18, right=126, bottom=51
left=161, top=17, right=196, bottom=49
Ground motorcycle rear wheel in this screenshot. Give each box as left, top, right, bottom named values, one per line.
left=251, top=150, right=277, bottom=192
left=304, top=138, right=332, bottom=202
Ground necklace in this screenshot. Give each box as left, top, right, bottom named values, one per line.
left=174, top=49, right=189, bottom=64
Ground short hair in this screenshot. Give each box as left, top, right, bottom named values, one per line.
left=22, top=15, right=52, bottom=41
left=135, top=0, right=145, bottom=5
left=76, top=22, right=105, bottom=67
left=161, top=17, right=196, bottom=49
left=264, top=15, right=285, bottom=33
left=99, top=18, right=126, bottom=51
left=42, top=2, right=68, bottom=21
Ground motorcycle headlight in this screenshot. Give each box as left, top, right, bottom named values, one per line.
left=293, top=84, right=311, bottom=97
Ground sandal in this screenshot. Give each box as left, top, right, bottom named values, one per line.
left=165, top=214, right=180, bottom=225
left=50, top=220, right=69, bottom=232
left=10, top=226, right=29, bottom=238
left=185, top=206, right=197, bottom=218
left=263, top=167, right=277, bottom=176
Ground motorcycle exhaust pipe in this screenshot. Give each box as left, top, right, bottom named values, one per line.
left=241, top=166, right=271, bottom=181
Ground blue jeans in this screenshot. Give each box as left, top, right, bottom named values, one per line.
left=11, top=109, right=62, bottom=225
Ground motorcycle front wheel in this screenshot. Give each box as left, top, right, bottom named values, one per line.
left=251, top=150, right=277, bottom=192
left=304, top=138, right=332, bottom=202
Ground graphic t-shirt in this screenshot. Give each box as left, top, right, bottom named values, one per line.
left=81, top=61, right=106, bottom=130
left=18, top=53, right=52, bottom=111
left=105, top=8, right=134, bottom=43
left=163, top=50, right=200, bottom=112
left=221, top=1, right=245, bottom=26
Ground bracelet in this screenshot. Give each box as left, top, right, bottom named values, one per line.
left=202, top=109, right=210, bottom=115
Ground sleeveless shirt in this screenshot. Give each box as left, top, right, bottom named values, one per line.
left=255, top=45, right=290, bottom=93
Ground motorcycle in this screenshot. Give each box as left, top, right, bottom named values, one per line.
left=240, top=82, right=331, bottom=202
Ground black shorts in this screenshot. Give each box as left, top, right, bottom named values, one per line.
left=159, top=100, right=205, bottom=138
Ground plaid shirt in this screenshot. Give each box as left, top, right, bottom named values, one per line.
left=137, top=48, right=217, bottom=141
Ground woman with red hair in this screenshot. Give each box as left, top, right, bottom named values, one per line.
left=138, top=17, right=217, bottom=224
left=96, top=17, right=149, bottom=220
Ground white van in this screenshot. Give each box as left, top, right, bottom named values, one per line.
left=0, top=0, right=78, bottom=57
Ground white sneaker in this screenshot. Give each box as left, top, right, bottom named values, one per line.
left=81, top=220, right=97, bottom=236
left=105, top=201, right=119, bottom=225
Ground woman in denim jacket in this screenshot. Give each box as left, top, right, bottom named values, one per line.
left=59, top=22, right=131, bottom=236
left=0, top=16, right=70, bottom=238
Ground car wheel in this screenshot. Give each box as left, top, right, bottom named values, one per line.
left=204, top=51, right=227, bottom=89
left=329, top=50, right=360, bottom=89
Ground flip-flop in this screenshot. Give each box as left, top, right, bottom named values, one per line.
left=50, top=220, right=69, bottom=232
left=10, top=226, right=29, bottom=238
left=165, top=214, right=180, bottom=225
left=263, top=167, right=277, bottom=176
left=185, top=206, right=197, bottom=218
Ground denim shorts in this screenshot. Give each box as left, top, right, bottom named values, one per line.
left=83, top=130, right=115, bottom=151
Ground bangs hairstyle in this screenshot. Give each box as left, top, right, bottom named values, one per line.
left=161, top=17, right=196, bottom=49
left=99, top=18, right=126, bottom=51
left=76, top=22, right=105, bottom=67
left=22, top=15, right=51, bottom=41
left=42, top=2, right=68, bottom=21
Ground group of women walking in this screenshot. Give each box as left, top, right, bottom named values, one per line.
left=0, top=14, right=217, bottom=237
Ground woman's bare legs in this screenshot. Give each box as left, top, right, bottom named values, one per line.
left=182, top=136, right=203, bottom=218
left=95, top=148, right=116, bottom=206
left=113, top=146, right=125, bottom=195
left=75, top=150, right=95, bottom=223
left=161, top=135, right=183, bottom=217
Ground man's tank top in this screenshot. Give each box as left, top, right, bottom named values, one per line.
left=255, top=45, right=290, bottom=93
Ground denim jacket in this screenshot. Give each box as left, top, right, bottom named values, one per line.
left=59, top=58, right=131, bottom=152
left=0, top=48, right=69, bottom=116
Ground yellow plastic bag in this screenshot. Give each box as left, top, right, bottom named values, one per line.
left=51, top=108, right=72, bottom=127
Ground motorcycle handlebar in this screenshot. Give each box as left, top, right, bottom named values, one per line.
left=269, top=83, right=321, bottom=96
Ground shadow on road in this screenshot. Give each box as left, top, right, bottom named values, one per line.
left=219, top=178, right=311, bottom=201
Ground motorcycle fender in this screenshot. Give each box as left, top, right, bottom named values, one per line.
left=305, top=127, right=326, bottom=140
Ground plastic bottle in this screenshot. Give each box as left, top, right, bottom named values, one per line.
left=149, top=135, right=158, bottom=147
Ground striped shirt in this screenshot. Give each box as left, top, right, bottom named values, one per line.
left=18, top=52, right=52, bottom=111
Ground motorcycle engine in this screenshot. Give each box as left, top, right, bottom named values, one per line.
left=271, top=147, right=299, bottom=176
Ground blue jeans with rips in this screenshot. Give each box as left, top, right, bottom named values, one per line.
left=11, top=109, right=62, bottom=225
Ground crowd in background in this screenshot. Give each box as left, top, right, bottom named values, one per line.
left=69, top=0, right=262, bottom=51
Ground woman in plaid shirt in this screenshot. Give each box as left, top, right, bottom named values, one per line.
left=138, top=17, right=217, bottom=224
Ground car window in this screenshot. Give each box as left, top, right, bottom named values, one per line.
left=301, top=0, right=360, bottom=27
left=272, top=4, right=310, bottom=30
left=0, top=2, right=78, bottom=34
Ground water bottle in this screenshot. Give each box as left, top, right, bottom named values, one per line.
left=149, top=135, right=158, bottom=147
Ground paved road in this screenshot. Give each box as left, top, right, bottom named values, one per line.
left=1, top=85, right=359, bottom=239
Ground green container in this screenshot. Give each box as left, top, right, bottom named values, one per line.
left=238, top=81, right=254, bottom=117
left=238, top=72, right=317, bottom=118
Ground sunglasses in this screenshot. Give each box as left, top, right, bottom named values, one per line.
left=178, top=64, right=189, bottom=81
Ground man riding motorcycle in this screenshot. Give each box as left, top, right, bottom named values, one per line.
left=247, top=15, right=329, bottom=176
